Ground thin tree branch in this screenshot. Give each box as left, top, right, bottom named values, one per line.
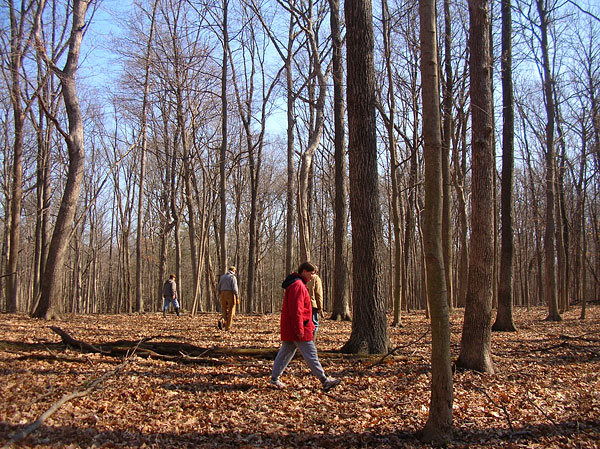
left=2, top=350, right=138, bottom=449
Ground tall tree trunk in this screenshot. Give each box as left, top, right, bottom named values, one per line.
left=6, top=0, right=35, bottom=312
left=457, top=0, right=495, bottom=374
left=381, top=0, right=402, bottom=327
left=493, top=0, right=517, bottom=332
left=418, top=0, right=453, bottom=441
left=32, top=0, right=90, bottom=319
left=341, top=0, right=389, bottom=355
left=296, top=4, right=328, bottom=263
left=555, top=113, right=568, bottom=312
left=7, top=100, right=23, bottom=314
left=219, top=0, right=229, bottom=274
left=33, top=94, right=51, bottom=309
left=136, top=0, right=157, bottom=313
left=536, top=0, right=561, bottom=321
left=441, top=0, right=453, bottom=314
left=285, top=11, right=296, bottom=276
left=329, top=0, right=350, bottom=321
left=453, top=108, right=469, bottom=308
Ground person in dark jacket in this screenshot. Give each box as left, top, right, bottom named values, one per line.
left=162, top=274, right=180, bottom=317
left=270, top=261, right=341, bottom=392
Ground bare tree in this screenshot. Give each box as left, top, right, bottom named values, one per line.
left=135, top=0, right=158, bottom=313
left=248, top=0, right=300, bottom=275
left=493, top=0, right=517, bottom=331
left=379, top=0, right=402, bottom=326
left=292, top=0, right=331, bottom=263
left=457, top=0, right=495, bottom=374
left=441, top=0, right=453, bottom=313
left=219, top=0, right=229, bottom=274
left=229, top=5, right=280, bottom=311
left=417, top=0, right=453, bottom=441
left=3, top=0, right=36, bottom=312
left=32, top=0, right=94, bottom=319
left=329, top=0, right=350, bottom=321
left=536, top=0, right=562, bottom=321
left=341, top=0, right=389, bottom=355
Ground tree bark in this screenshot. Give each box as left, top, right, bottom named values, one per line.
left=341, top=0, right=389, bottom=355
left=441, top=0, right=453, bottom=314
left=457, top=0, right=495, bottom=374
left=536, top=0, right=561, bottom=322
left=418, top=0, right=453, bottom=441
left=6, top=0, right=36, bottom=312
left=381, top=0, right=402, bottom=327
left=493, top=0, right=517, bottom=332
left=329, top=0, right=350, bottom=322
left=32, top=0, right=90, bottom=320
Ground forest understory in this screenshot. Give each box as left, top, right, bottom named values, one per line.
left=0, top=305, right=598, bottom=448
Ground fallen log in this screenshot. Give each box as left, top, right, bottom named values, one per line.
left=47, top=326, right=419, bottom=364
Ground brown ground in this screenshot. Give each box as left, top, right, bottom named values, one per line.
left=0, top=305, right=598, bottom=448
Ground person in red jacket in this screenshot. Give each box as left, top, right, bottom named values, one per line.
left=270, top=261, right=341, bottom=392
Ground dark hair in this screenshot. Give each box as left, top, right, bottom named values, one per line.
left=297, top=261, right=317, bottom=274
left=169, top=274, right=176, bottom=279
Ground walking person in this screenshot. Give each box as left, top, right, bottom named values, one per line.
left=162, top=274, right=180, bottom=317
left=270, top=261, right=341, bottom=392
left=217, top=266, right=239, bottom=331
left=307, top=269, right=324, bottom=341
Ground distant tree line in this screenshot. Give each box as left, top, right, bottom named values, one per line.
left=0, top=0, right=598, bottom=318
left=1, top=0, right=599, bottom=441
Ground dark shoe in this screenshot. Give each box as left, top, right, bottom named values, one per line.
left=163, top=309, right=166, bottom=318
left=322, top=377, right=341, bottom=392
left=217, top=319, right=223, bottom=330
left=175, top=307, right=180, bottom=316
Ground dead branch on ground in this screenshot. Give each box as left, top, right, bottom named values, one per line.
left=2, top=344, right=141, bottom=449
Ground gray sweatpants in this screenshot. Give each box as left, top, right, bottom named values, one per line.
left=271, top=340, right=326, bottom=382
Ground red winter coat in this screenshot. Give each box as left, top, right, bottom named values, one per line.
left=280, top=274, right=315, bottom=341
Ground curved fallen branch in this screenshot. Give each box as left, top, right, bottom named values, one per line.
left=2, top=342, right=142, bottom=449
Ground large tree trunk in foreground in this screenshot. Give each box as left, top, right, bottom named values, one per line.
left=341, top=0, right=389, bottom=355
left=457, top=0, right=495, bottom=374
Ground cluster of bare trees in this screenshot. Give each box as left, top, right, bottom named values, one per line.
left=0, top=0, right=598, bottom=326
left=0, top=0, right=599, bottom=440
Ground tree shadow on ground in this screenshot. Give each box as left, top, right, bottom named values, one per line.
left=1, top=420, right=598, bottom=448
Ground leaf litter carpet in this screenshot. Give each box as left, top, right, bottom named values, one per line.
left=0, top=305, right=598, bottom=448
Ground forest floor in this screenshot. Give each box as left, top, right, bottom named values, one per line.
left=0, top=305, right=598, bottom=448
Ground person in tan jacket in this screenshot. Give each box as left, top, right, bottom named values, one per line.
left=217, top=266, right=239, bottom=331
left=307, top=269, right=323, bottom=340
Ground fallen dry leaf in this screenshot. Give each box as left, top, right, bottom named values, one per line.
left=0, top=305, right=598, bottom=448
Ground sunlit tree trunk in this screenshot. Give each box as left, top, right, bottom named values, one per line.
left=295, top=1, right=329, bottom=263
left=418, top=0, right=453, bottom=441
left=32, top=0, right=90, bottom=320
left=284, top=9, right=297, bottom=275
